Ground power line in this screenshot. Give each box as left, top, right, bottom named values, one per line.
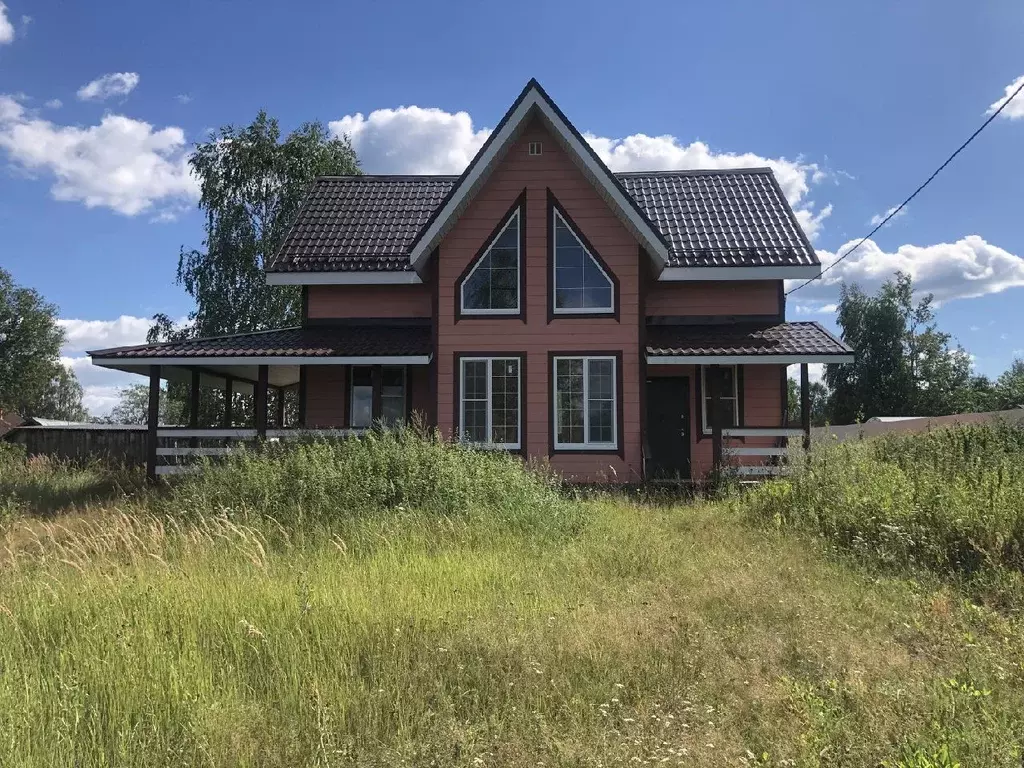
left=787, top=76, right=1024, bottom=296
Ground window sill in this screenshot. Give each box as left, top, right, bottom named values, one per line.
left=553, top=444, right=618, bottom=453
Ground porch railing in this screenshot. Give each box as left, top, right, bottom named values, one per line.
left=721, top=426, right=804, bottom=478
left=153, top=427, right=367, bottom=475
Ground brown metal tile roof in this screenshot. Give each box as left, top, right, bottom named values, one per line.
left=88, top=325, right=431, bottom=359
left=267, top=168, right=819, bottom=273
left=645, top=321, right=852, bottom=358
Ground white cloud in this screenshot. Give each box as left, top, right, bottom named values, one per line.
left=787, top=235, right=1024, bottom=305
left=58, top=317, right=157, bottom=416
left=76, top=72, right=140, bottom=102
left=787, top=363, right=824, bottom=385
left=58, top=316, right=152, bottom=353
left=0, top=94, right=197, bottom=215
left=329, top=104, right=831, bottom=237
left=0, top=2, right=13, bottom=44
left=61, top=356, right=138, bottom=416
left=43, top=98, right=62, bottom=110
left=793, top=302, right=837, bottom=315
left=986, top=74, right=1024, bottom=120
left=331, top=106, right=490, bottom=175
left=174, top=93, right=192, bottom=105
left=869, top=205, right=907, bottom=227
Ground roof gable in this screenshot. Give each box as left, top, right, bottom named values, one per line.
left=406, top=79, right=673, bottom=272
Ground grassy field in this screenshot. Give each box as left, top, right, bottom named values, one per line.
left=0, top=431, right=1022, bottom=767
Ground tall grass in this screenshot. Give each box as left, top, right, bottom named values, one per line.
left=742, top=421, right=1024, bottom=606
left=164, top=429, right=583, bottom=538
left=1, top=429, right=1023, bottom=765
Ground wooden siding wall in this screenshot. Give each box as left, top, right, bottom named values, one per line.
left=307, top=284, right=432, bottom=319
left=645, top=281, right=781, bottom=316
left=647, top=363, right=784, bottom=477
left=5, top=427, right=147, bottom=465
left=435, top=117, right=642, bottom=482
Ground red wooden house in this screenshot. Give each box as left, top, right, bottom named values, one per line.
left=89, top=80, right=853, bottom=482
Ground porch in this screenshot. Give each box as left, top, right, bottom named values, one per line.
left=87, top=324, right=433, bottom=480
left=643, top=320, right=855, bottom=481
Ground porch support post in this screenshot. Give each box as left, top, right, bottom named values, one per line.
left=298, top=366, right=308, bottom=427
left=275, top=386, right=286, bottom=428
left=371, top=365, right=382, bottom=423
left=709, top=364, right=723, bottom=469
left=146, top=365, right=160, bottom=483
left=256, top=365, right=269, bottom=440
left=800, top=362, right=811, bottom=451
left=223, top=376, right=234, bottom=428
left=188, top=369, right=201, bottom=448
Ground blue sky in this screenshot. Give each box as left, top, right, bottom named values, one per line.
left=1, top=0, right=1022, bottom=413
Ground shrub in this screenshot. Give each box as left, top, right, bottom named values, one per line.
left=164, top=427, right=583, bottom=536
left=742, top=420, right=1024, bottom=580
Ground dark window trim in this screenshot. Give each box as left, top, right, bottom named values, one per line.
left=452, top=351, right=527, bottom=455
left=454, top=189, right=528, bottom=323
left=547, top=350, right=625, bottom=459
left=546, top=189, right=621, bottom=323
left=695, top=364, right=745, bottom=442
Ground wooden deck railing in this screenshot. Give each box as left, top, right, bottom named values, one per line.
left=153, top=427, right=368, bottom=475
left=721, top=426, right=803, bottom=478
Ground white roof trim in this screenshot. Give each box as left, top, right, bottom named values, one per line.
left=266, top=271, right=422, bottom=285
left=92, top=355, right=432, bottom=368
left=658, top=265, right=821, bottom=281
left=407, top=84, right=671, bottom=271
left=647, top=353, right=854, bottom=365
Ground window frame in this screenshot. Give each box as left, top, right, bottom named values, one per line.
left=348, top=366, right=374, bottom=429
left=380, top=365, right=407, bottom=426
left=458, top=196, right=525, bottom=317
left=700, top=365, right=740, bottom=435
left=551, top=354, right=619, bottom=451
left=457, top=355, right=523, bottom=450
left=548, top=194, right=616, bottom=318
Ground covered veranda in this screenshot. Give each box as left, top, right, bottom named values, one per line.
left=644, top=320, right=855, bottom=479
left=88, top=325, right=432, bottom=480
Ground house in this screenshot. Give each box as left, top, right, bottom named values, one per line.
left=88, top=79, right=854, bottom=482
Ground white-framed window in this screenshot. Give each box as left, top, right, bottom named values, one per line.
left=700, top=365, right=739, bottom=434
left=460, top=208, right=521, bottom=314
left=552, top=208, right=614, bottom=314
left=553, top=356, right=617, bottom=449
left=459, top=357, right=521, bottom=449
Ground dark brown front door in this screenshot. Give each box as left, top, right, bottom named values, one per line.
left=646, top=376, right=691, bottom=480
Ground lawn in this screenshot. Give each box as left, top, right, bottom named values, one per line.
left=0, top=432, right=1021, bottom=767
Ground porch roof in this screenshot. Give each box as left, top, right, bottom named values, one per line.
left=88, top=324, right=432, bottom=389
left=645, top=321, right=854, bottom=365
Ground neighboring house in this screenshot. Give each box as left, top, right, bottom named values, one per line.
left=0, top=411, right=24, bottom=439
left=89, top=80, right=853, bottom=482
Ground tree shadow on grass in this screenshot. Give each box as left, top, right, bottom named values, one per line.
left=0, top=459, right=148, bottom=519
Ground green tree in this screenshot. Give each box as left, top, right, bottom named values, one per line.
left=825, top=272, right=974, bottom=423
left=0, top=268, right=68, bottom=417
left=107, top=383, right=185, bottom=425
left=35, top=366, right=88, bottom=421
left=994, top=359, right=1024, bottom=410
left=787, top=377, right=831, bottom=427
left=161, top=112, right=359, bottom=339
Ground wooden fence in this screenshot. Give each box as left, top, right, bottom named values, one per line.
left=4, top=426, right=148, bottom=465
